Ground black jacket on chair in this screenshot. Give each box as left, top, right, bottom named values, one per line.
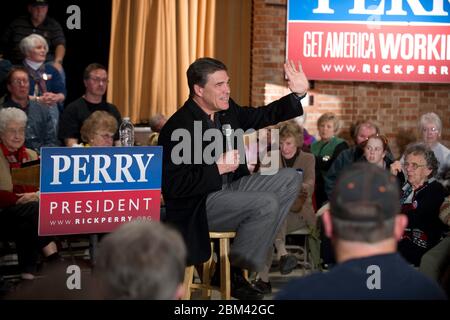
left=158, top=94, right=303, bottom=266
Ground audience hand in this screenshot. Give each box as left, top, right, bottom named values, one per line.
left=390, top=160, right=402, bottom=176
left=284, top=60, right=309, bottom=97
left=16, top=192, right=39, bottom=204
left=439, top=196, right=450, bottom=226
left=216, top=150, right=240, bottom=175
left=53, top=61, right=63, bottom=72
left=300, top=183, right=309, bottom=196
left=39, top=92, right=64, bottom=106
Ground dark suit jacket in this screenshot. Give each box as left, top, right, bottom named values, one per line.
left=158, top=94, right=303, bottom=265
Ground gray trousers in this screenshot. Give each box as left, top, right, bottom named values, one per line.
left=206, top=168, right=301, bottom=272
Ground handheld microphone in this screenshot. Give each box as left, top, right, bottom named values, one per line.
left=222, top=124, right=233, bottom=151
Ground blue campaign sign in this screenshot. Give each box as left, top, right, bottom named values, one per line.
left=40, top=146, right=162, bottom=193
left=288, top=0, right=450, bottom=24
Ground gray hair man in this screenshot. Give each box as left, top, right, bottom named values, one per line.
left=95, top=220, right=186, bottom=300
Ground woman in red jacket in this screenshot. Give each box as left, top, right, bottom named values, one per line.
left=0, top=107, right=59, bottom=280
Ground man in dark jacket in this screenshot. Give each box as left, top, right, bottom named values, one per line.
left=158, top=57, right=309, bottom=299
left=1, top=66, right=58, bottom=153
left=276, top=163, right=446, bottom=300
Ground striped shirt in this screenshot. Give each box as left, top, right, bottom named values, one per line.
left=0, top=15, right=65, bottom=64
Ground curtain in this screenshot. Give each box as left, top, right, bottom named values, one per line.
left=214, top=0, right=251, bottom=106
left=108, top=0, right=251, bottom=123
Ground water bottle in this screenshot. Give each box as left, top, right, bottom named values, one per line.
left=119, top=117, right=134, bottom=146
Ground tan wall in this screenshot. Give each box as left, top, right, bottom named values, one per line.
left=251, top=0, right=450, bottom=159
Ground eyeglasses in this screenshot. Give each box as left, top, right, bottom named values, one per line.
left=96, top=133, right=114, bottom=140
left=89, top=77, right=109, bottom=84
left=403, top=162, right=427, bottom=170
left=4, top=128, right=26, bottom=136
left=10, top=79, right=29, bottom=86
left=422, top=127, right=438, bottom=133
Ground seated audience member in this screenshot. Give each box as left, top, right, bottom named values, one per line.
left=418, top=112, right=450, bottom=179
left=314, top=114, right=353, bottom=268
left=0, top=0, right=66, bottom=67
left=148, top=113, right=167, bottom=146
left=95, top=220, right=186, bottom=300
left=393, top=143, right=447, bottom=266
left=276, top=163, right=446, bottom=300
left=20, top=34, right=65, bottom=131
left=76, top=110, right=118, bottom=257
left=149, top=113, right=167, bottom=132
left=2, top=66, right=58, bottom=153
left=0, top=107, right=60, bottom=280
left=311, top=112, right=348, bottom=208
left=58, top=63, right=121, bottom=147
left=361, top=134, right=394, bottom=170
left=324, top=120, right=386, bottom=200
left=254, top=121, right=316, bottom=294
left=79, top=111, right=118, bottom=147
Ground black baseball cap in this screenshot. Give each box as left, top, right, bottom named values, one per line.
left=330, top=163, right=400, bottom=223
left=29, top=0, right=48, bottom=6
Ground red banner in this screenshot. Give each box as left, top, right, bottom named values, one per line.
left=40, top=189, right=161, bottom=235
left=288, top=22, right=450, bottom=83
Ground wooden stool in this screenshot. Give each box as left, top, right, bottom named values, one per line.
left=183, top=231, right=236, bottom=300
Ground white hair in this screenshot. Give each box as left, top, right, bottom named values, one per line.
left=19, top=33, right=49, bottom=57
left=0, top=108, right=28, bottom=134
left=419, top=112, right=442, bottom=134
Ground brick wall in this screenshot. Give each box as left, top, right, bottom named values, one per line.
left=251, top=0, right=450, bottom=159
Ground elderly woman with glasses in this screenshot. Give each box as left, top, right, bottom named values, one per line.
left=0, top=108, right=60, bottom=280
left=419, top=113, right=450, bottom=179
left=19, top=34, right=66, bottom=132
left=79, top=111, right=118, bottom=147
left=394, top=143, right=447, bottom=266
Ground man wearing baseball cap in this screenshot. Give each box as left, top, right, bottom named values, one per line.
left=276, top=163, right=446, bottom=299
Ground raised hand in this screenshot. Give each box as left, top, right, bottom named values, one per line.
left=284, top=60, right=309, bottom=97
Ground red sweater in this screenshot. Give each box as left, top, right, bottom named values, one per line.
left=0, top=144, right=38, bottom=208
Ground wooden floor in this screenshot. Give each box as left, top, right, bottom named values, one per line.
left=1, top=236, right=316, bottom=300
left=188, top=253, right=316, bottom=300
